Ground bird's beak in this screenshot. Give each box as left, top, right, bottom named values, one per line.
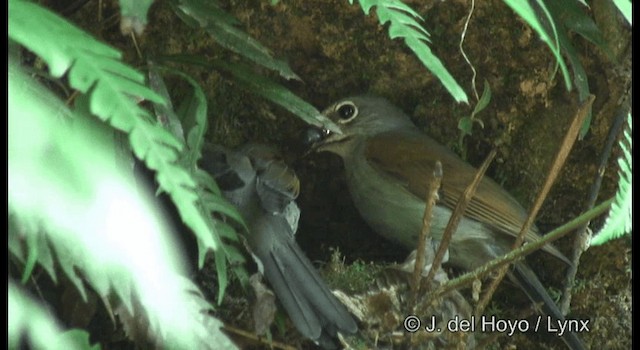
left=307, top=114, right=347, bottom=149
left=303, top=127, right=329, bottom=148
left=303, top=126, right=352, bottom=155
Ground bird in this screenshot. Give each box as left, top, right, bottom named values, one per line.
left=199, top=143, right=357, bottom=349
left=306, top=95, right=585, bottom=349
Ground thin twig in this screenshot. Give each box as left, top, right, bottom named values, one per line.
left=431, top=197, right=612, bottom=300
left=410, top=161, right=442, bottom=312
left=419, top=149, right=495, bottom=348
left=423, top=149, right=496, bottom=293
left=473, top=95, right=595, bottom=318
left=559, top=100, right=629, bottom=314
left=65, top=90, right=80, bottom=106
left=131, top=32, right=143, bottom=61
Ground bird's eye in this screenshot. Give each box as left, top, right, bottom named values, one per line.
left=336, top=101, right=358, bottom=122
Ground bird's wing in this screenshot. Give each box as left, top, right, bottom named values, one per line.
left=251, top=155, right=300, bottom=215
left=201, top=143, right=357, bottom=347
left=223, top=143, right=299, bottom=214
left=200, top=144, right=248, bottom=190
left=365, top=129, right=569, bottom=264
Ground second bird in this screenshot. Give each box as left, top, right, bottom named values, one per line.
left=200, top=143, right=357, bottom=349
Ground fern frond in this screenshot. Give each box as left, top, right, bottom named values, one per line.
left=539, top=0, right=612, bottom=139
left=159, top=54, right=342, bottom=133
left=171, top=68, right=208, bottom=168
left=502, top=0, right=571, bottom=90
left=591, top=113, right=632, bottom=246
left=613, top=0, right=632, bottom=25
left=172, top=0, right=300, bottom=80
left=350, top=0, right=468, bottom=103
left=147, top=66, right=250, bottom=296
left=115, top=276, right=238, bottom=349
left=147, top=65, right=245, bottom=225
left=9, top=62, right=236, bottom=348
left=9, top=1, right=240, bottom=290
left=9, top=282, right=99, bottom=350
left=149, top=67, right=250, bottom=301
left=148, top=62, right=186, bottom=144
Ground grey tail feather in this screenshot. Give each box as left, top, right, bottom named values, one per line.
left=510, top=261, right=587, bottom=350
left=257, top=230, right=357, bottom=348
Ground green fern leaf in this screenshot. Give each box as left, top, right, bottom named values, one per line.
left=147, top=65, right=248, bottom=247
left=158, top=54, right=342, bottom=133
left=150, top=67, right=249, bottom=293
left=148, top=62, right=186, bottom=144
left=502, top=0, right=572, bottom=90
left=350, top=0, right=468, bottom=103
left=9, top=0, right=240, bottom=299
left=9, top=282, right=98, bottom=350
left=545, top=0, right=609, bottom=52
left=591, top=113, right=632, bottom=246
left=195, top=168, right=223, bottom=196
left=9, top=62, right=236, bottom=348
left=542, top=0, right=612, bottom=139
left=177, top=73, right=208, bottom=167
left=172, top=0, right=300, bottom=80
left=58, top=330, right=102, bottom=350
left=612, top=0, right=632, bottom=25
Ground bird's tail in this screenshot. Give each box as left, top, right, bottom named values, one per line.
left=510, top=261, right=587, bottom=350
left=255, top=217, right=357, bottom=348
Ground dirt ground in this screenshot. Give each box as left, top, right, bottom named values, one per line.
left=43, top=0, right=632, bottom=349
